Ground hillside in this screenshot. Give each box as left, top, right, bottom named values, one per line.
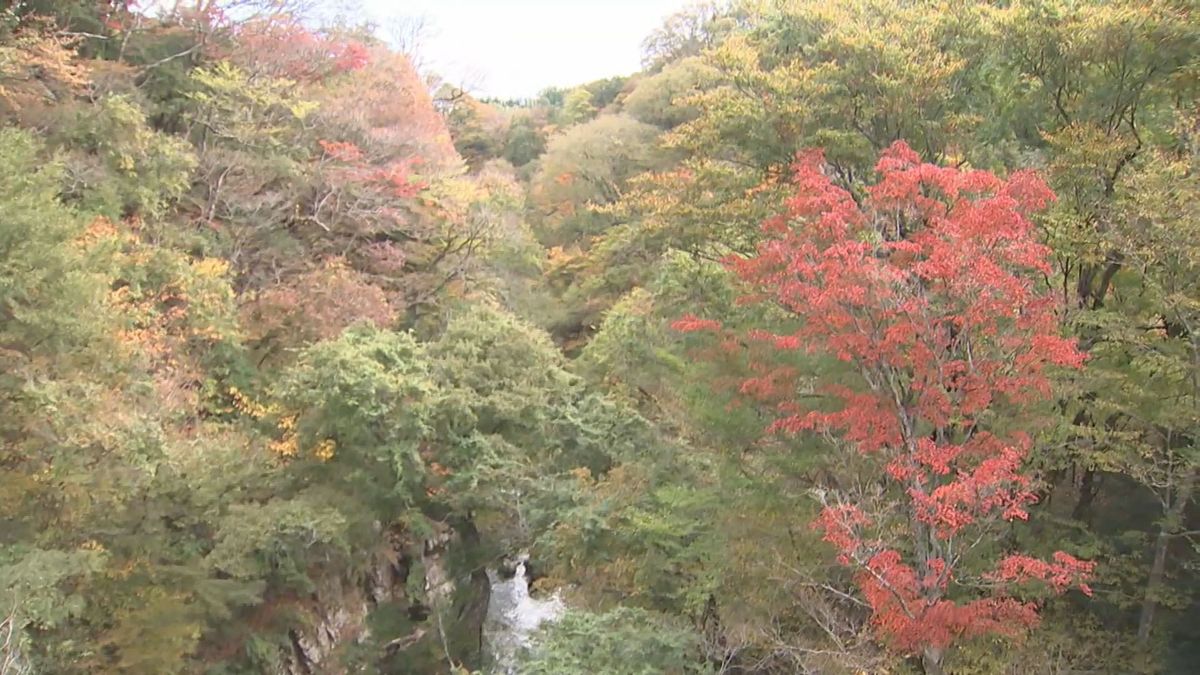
left=1, top=2, right=1198, bottom=674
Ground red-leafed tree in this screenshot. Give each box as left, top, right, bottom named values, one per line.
left=229, top=18, right=371, bottom=83
left=676, top=142, right=1094, bottom=673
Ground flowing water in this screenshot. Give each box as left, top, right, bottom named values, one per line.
left=483, top=556, right=564, bottom=674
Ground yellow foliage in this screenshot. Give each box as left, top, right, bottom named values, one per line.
left=269, top=434, right=299, bottom=458
left=228, top=386, right=274, bottom=420
left=0, top=28, right=90, bottom=123
left=192, top=258, right=230, bottom=279
left=546, top=244, right=583, bottom=269
left=266, top=413, right=299, bottom=458
left=73, top=216, right=121, bottom=250
left=313, top=438, right=336, bottom=461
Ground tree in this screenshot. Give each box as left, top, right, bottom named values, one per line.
left=0, top=127, right=118, bottom=675
left=678, top=143, right=1094, bottom=672
left=530, top=114, right=665, bottom=248
left=605, top=0, right=1006, bottom=279
left=1075, top=144, right=1200, bottom=648
left=622, top=57, right=714, bottom=130
left=67, top=94, right=197, bottom=219
left=502, top=110, right=548, bottom=168
left=640, top=1, right=739, bottom=73
left=0, top=125, right=264, bottom=675
left=520, top=607, right=706, bottom=675
left=578, top=76, right=629, bottom=112
left=561, top=88, right=597, bottom=126
left=444, top=93, right=506, bottom=169
left=991, top=4, right=1198, bottom=659
left=226, top=17, right=372, bottom=84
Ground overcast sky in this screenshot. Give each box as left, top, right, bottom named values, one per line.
left=361, top=0, right=691, bottom=99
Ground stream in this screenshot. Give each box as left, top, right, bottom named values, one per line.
left=482, top=556, right=565, bottom=674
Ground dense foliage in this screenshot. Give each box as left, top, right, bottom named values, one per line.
left=0, top=1, right=1197, bottom=674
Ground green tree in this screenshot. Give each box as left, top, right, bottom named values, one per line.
left=520, top=607, right=707, bottom=675
left=561, top=87, right=597, bottom=125
left=503, top=110, right=548, bottom=167
left=530, top=114, right=665, bottom=248
left=623, top=57, right=714, bottom=129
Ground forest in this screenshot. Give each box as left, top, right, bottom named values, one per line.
left=0, top=0, right=1197, bottom=673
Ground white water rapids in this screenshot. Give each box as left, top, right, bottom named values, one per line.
left=483, top=557, right=564, bottom=674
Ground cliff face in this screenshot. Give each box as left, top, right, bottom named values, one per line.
left=277, top=522, right=491, bottom=675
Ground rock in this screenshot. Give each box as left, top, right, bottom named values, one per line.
left=496, top=556, right=520, bottom=579
left=278, top=519, right=493, bottom=674
left=524, top=557, right=545, bottom=587
left=279, top=579, right=371, bottom=675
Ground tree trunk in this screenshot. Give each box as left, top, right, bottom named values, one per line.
left=1136, top=527, right=1170, bottom=645
left=1071, top=468, right=1099, bottom=525
left=922, top=646, right=945, bottom=675
left=1138, top=471, right=1196, bottom=645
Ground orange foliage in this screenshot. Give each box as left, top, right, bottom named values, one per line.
left=0, top=28, right=90, bottom=125
left=318, top=139, right=364, bottom=163
left=226, top=18, right=372, bottom=83
left=315, top=50, right=458, bottom=169
left=242, top=258, right=398, bottom=348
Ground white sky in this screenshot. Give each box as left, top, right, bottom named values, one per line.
left=361, top=0, right=691, bottom=98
